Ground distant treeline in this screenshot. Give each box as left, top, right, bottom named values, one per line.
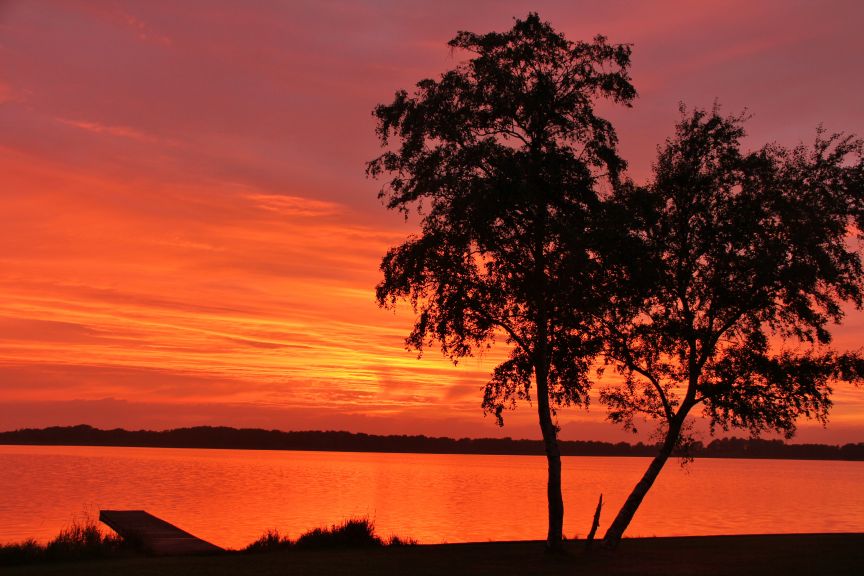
left=1, top=425, right=863, bottom=461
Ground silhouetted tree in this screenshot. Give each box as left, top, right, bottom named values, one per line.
left=599, top=106, right=864, bottom=547
left=367, top=14, right=635, bottom=551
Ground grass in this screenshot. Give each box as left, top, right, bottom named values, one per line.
left=243, top=517, right=417, bottom=553
left=243, top=528, right=292, bottom=553
left=5, top=518, right=861, bottom=575
left=0, top=516, right=130, bottom=566
left=2, top=515, right=414, bottom=566
left=1, top=534, right=862, bottom=576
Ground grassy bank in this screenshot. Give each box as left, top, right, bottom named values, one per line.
left=0, top=517, right=130, bottom=566
left=4, top=534, right=862, bottom=576
left=1, top=516, right=409, bottom=566
left=244, top=517, right=416, bottom=552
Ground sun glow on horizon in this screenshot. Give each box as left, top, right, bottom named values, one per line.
left=1, top=0, right=863, bottom=442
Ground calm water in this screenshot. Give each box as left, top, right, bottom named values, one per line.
left=1, top=445, right=862, bottom=549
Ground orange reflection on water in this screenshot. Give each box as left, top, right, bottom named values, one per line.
left=2, top=445, right=863, bottom=548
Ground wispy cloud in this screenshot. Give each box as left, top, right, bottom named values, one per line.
left=246, top=193, right=341, bottom=217
left=75, top=1, right=173, bottom=47
left=0, top=0, right=861, bottom=441
left=55, top=117, right=177, bottom=146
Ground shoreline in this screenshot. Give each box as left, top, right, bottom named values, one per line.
left=5, top=533, right=863, bottom=576
left=6, top=442, right=864, bottom=464
left=3, top=426, right=863, bottom=462
left=4, top=440, right=864, bottom=463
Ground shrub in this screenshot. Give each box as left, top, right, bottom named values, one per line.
left=295, top=517, right=383, bottom=549
left=387, top=535, right=418, bottom=547
left=0, top=516, right=129, bottom=566
left=243, top=517, right=418, bottom=553
left=45, top=516, right=125, bottom=561
left=243, top=528, right=292, bottom=553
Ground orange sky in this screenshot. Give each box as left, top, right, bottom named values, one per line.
left=1, top=0, right=863, bottom=442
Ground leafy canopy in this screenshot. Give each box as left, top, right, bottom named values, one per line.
left=600, top=105, right=864, bottom=441
left=367, top=14, right=635, bottom=425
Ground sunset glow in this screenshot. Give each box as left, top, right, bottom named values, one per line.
left=2, top=0, right=863, bottom=442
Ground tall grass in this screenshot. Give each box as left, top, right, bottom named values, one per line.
left=0, top=516, right=129, bottom=566
left=243, top=517, right=417, bottom=553
left=2, top=515, right=416, bottom=564
left=244, top=528, right=292, bottom=553
left=296, top=517, right=384, bottom=549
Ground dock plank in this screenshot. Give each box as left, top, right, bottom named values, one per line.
left=99, top=510, right=223, bottom=556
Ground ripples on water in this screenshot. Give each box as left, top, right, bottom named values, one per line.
left=1, top=445, right=862, bottom=548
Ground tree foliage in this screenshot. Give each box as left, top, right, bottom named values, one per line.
left=367, top=14, right=635, bottom=550
left=600, top=105, right=864, bottom=546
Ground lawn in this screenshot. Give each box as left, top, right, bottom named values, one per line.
left=5, top=534, right=863, bottom=576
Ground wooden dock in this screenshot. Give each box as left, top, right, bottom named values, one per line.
left=99, top=510, right=224, bottom=556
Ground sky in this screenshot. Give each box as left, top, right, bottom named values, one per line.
left=1, top=0, right=863, bottom=442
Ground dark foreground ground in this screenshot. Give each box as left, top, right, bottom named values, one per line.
left=6, top=534, right=863, bottom=576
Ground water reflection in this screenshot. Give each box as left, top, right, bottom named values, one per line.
left=1, top=445, right=862, bottom=548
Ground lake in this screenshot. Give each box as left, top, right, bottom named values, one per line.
left=1, top=445, right=862, bottom=549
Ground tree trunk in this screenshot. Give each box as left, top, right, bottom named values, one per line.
left=602, top=418, right=683, bottom=548
left=536, top=363, right=565, bottom=552
left=530, top=161, right=562, bottom=552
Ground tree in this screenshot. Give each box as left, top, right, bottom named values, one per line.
left=367, top=14, right=635, bottom=551
left=598, top=106, right=864, bottom=547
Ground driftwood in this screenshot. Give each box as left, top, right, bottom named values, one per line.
left=585, top=494, right=603, bottom=550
